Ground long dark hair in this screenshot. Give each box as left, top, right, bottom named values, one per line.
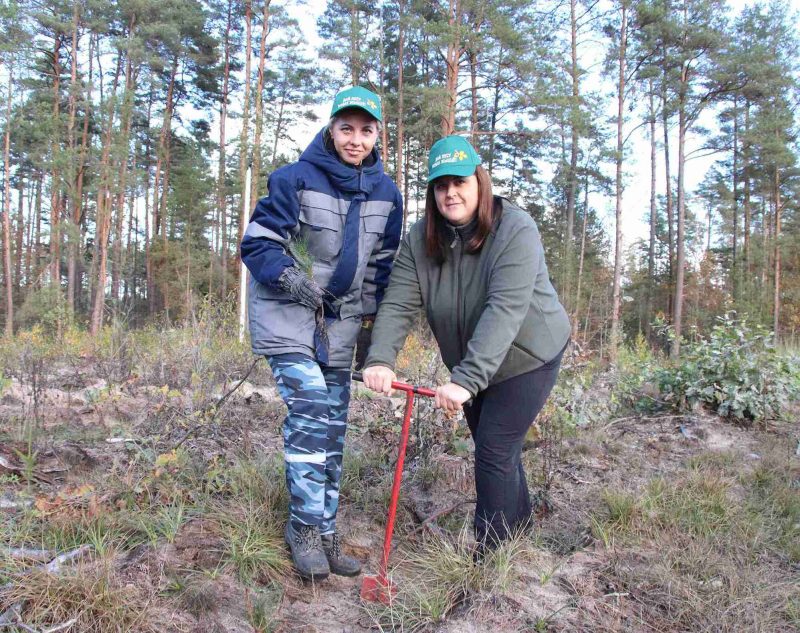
left=424, top=165, right=499, bottom=263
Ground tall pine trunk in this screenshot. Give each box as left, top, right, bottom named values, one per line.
left=731, top=95, right=739, bottom=300
left=610, top=3, right=626, bottom=362
left=743, top=101, right=751, bottom=276
left=249, top=1, right=271, bottom=220
left=3, top=65, right=14, bottom=336
left=671, top=64, right=688, bottom=359
left=68, top=32, right=93, bottom=317
left=50, top=35, right=63, bottom=290
left=773, top=147, right=782, bottom=338
left=89, top=53, right=122, bottom=334
left=661, top=54, right=674, bottom=318
left=111, top=22, right=137, bottom=309
left=396, top=2, right=405, bottom=216
left=217, top=0, right=233, bottom=298
left=646, top=78, right=657, bottom=337
left=442, top=0, right=461, bottom=136
left=237, top=1, right=254, bottom=317
left=565, top=0, right=580, bottom=305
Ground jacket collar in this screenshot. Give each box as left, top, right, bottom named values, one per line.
left=299, top=127, right=385, bottom=195
left=443, top=215, right=479, bottom=245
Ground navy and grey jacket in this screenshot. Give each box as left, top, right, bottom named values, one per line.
left=241, top=128, right=403, bottom=367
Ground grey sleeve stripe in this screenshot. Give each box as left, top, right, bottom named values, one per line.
left=245, top=221, right=287, bottom=244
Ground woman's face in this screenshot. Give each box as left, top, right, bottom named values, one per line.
left=433, top=174, right=479, bottom=226
left=330, top=111, right=379, bottom=165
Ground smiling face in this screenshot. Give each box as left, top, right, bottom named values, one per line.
left=329, top=110, right=379, bottom=165
left=432, top=174, right=480, bottom=226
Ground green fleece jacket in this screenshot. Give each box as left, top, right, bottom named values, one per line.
left=364, top=197, right=571, bottom=396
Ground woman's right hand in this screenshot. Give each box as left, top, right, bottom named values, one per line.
left=362, top=366, right=396, bottom=396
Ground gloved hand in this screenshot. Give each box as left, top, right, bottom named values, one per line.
left=278, top=266, right=325, bottom=310
left=354, top=316, right=374, bottom=370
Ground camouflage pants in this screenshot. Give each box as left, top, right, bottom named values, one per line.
left=267, top=353, right=352, bottom=534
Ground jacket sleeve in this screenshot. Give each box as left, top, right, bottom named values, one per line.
left=360, top=191, right=403, bottom=316
left=362, top=229, right=422, bottom=370
left=240, top=169, right=301, bottom=288
left=449, top=224, right=540, bottom=396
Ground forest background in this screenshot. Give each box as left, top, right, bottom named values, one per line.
left=0, top=0, right=799, bottom=358
left=1, top=2, right=800, bottom=630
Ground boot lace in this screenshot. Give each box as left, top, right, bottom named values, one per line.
left=330, top=533, right=342, bottom=558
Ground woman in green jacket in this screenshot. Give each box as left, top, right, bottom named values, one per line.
left=362, top=135, right=571, bottom=550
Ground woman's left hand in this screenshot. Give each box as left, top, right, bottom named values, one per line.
left=435, top=382, right=472, bottom=414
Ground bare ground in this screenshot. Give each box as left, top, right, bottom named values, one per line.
left=1, top=361, right=798, bottom=632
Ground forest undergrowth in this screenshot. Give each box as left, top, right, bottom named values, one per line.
left=0, top=304, right=798, bottom=632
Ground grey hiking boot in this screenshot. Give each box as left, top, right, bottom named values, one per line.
left=285, top=522, right=330, bottom=580
left=321, top=532, right=362, bottom=577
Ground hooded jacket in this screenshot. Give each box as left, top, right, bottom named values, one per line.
left=241, top=128, right=403, bottom=367
left=364, top=198, right=570, bottom=395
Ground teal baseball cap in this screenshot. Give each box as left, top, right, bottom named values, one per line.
left=427, top=135, right=482, bottom=182
left=330, top=86, right=382, bottom=122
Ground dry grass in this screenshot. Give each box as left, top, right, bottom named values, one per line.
left=363, top=523, right=535, bottom=631
left=587, top=441, right=800, bottom=632
left=1, top=562, right=157, bottom=632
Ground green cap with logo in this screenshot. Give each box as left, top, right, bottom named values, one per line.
left=427, top=135, right=482, bottom=182
left=330, top=86, right=382, bottom=122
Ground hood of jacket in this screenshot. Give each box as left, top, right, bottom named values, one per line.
left=299, top=127, right=385, bottom=195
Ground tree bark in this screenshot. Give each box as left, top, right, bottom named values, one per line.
left=111, top=19, right=137, bottom=309
left=610, top=3, right=626, bottom=362
left=661, top=51, right=674, bottom=318
left=565, top=0, right=580, bottom=305
left=217, top=0, right=233, bottom=299
left=249, top=0, right=271, bottom=224
left=65, top=5, right=80, bottom=317
left=49, top=35, right=63, bottom=289
left=396, top=1, right=405, bottom=198
left=574, top=165, right=589, bottom=341
left=237, top=0, right=254, bottom=317
left=14, top=178, right=24, bottom=294
left=152, top=56, right=178, bottom=243
left=646, top=78, right=657, bottom=337
left=469, top=49, right=478, bottom=143
left=441, top=0, right=462, bottom=136
left=671, top=62, right=688, bottom=359
left=773, top=146, right=782, bottom=339
left=89, top=52, right=123, bottom=335
left=743, top=100, right=751, bottom=276
left=3, top=64, right=14, bottom=336
left=67, top=31, right=93, bottom=317
left=731, top=95, right=738, bottom=300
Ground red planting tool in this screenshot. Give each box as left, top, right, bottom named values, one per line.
left=352, top=371, right=436, bottom=603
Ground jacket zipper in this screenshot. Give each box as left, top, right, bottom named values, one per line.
left=456, top=234, right=465, bottom=357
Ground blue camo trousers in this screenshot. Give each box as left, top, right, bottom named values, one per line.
left=267, top=353, right=351, bottom=534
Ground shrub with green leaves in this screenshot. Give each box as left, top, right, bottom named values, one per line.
left=641, top=314, right=800, bottom=423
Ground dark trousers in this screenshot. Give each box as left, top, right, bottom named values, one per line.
left=463, top=346, right=564, bottom=545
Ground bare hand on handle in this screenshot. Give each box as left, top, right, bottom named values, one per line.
left=362, top=366, right=397, bottom=396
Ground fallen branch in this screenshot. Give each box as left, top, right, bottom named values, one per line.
left=0, top=498, right=34, bottom=510
left=171, top=358, right=261, bottom=450
left=1, top=545, right=94, bottom=591
left=43, top=618, right=79, bottom=633
left=1, top=547, right=54, bottom=563
left=410, top=498, right=476, bottom=535
left=602, top=414, right=690, bottom=431
left=44, top=545, right=93, bottom=574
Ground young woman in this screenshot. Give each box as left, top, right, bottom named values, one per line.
left=362, top=135, right=570, bottom=551
left=241, top=86, right=403, bottom=580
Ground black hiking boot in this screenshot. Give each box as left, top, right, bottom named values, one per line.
left=285, top=522, right=329, bottom=580
left=321, top=532, right=362, bottom=577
